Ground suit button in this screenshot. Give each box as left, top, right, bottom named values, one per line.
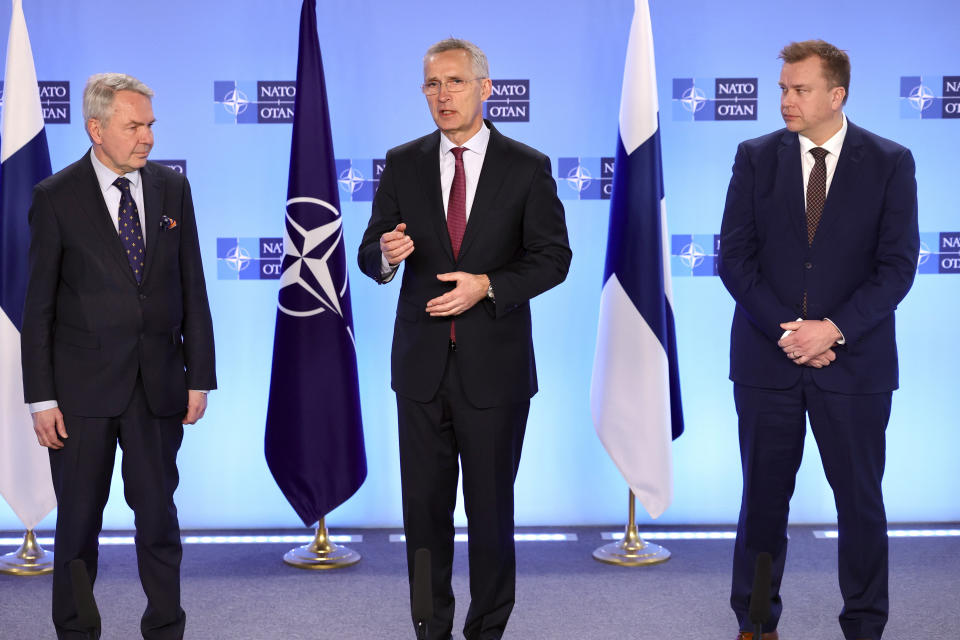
left=139, top=294, right=147, bottom=300
left=804, top=262, right=813, bottom=269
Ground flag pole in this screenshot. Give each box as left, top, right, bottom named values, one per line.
left=593, top=489, right=670, bottom=566
left=282, top=517, right=360, bottom=569
left=0, top=529, right=53, bottom=575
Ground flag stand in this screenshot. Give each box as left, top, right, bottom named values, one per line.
left=0, top=529, right=54, bottom=575
left=592, top=489, right=670, bottom=566
left=282, top=517, right=360, bottom=569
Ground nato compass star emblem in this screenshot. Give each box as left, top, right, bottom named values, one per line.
left=278, top=196, right=352, bottom=339
left=338, top=166, right=366, bottom=194
left=565, top=163, right=592, bottom=193
left=678, top=242, right=706, bottom=269
left=908, top=84, right=934, bottom=111
left=221, top=88, right=250, bottom=117
left=681, top=86, right=707, bottom=113
left=224, top=245, right=252, bottom=272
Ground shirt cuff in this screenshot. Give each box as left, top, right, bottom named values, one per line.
left=190, top=390, right=209, bottom=394
left=823, top=318, right=846, bottom=345
left=29, top=400, right=58, bottom=414
left=380, top=254, right=398, bottom=283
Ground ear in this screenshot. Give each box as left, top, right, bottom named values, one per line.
left=87, top=118, right=103, bottom=145
left=479, top=77, right=493, bottom=102
left=831, top=86, right=846, bottom=110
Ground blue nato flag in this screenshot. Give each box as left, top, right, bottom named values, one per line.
left=590, top=0, right=683, bottom=519
left=264, top=0, right=366, bottom=527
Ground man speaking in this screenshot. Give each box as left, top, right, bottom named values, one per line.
left=718, top=41, right=919, bottom=640
left=21, top=73, right=216, bottom=639
left=359, top=38, right=570, bottom=640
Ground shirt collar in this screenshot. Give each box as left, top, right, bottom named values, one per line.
left=798, top=112, right=847, bottom=158
left=89, top=147, right=141, bottom=192
left=439, top=122, right=491, bottom=157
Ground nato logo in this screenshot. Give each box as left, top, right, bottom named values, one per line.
left=154, top=160, right=186, bottom=175
left=918, top=232, right=960, bottom=274
left=214, top=81, right=296, bottom=124
left=0, top=80, right=70, bottom=123
left=671, top=234, right=719, bottom=276
left=484, top=80, right=529, bottom=122
left=217, top=237, right=283, bottom=279
left=672, top=78, right=758, bottom=121
left=900, top=76, right=960, bottom=119
left=556, top=157, right=614, bottom=200
left=335, top=158, right=385, bottom=202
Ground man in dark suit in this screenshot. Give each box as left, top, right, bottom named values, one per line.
left=718, top=41, right=918, bottom=640
left=358, top=38, right=570, bottom=640
left=21, top=73, right=216, bottom=640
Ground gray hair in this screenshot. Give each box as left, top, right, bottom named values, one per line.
left=82, top=73, right=154, bottom=124
left=423, top=38, right=489, bottom=79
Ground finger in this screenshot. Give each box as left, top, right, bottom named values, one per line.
left=426, top=292, right=455, bottom=308
left=393, top=245, right=415, bottom=262
left=55, top=413, right=68, bottom=439
left=435, top=272, right=461, bottom=282
left=779, top=321, right=802, bottom=331
left=394, top=223, right=407, bottom=233
left=427, top=299, right=462, bottom=316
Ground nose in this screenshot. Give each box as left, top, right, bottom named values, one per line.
left=141, top=127, right=154, bottom=146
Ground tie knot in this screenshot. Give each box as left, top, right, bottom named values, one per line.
left=113, top=176, right=131, bottom=191
left=451, top=147, right=466, bottom=161
left=810, top=147, right=828, bottom=162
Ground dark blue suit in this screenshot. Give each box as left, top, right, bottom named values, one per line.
left=718, top=120, right=918, bottom=639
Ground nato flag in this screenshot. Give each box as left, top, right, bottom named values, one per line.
left=264, top=0, right=366, bottom=527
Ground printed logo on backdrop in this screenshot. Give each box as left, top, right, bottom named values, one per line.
left=213, top=81, right=296, bottom=124
left=217, top=237, right=283, bottom=279
left=671, top=234, right=720, bottom=276
left=672, top=78, right=758, bottom=121
left=556, top=157, right=615, bottom=200
left=918, top=232, right=960, bottom=273
left=335, top=159, right=385, bottom=202
left=483, top=80, right=530, bottom=122
left=899, top=76, right=960, bottom=119
left=0, top=80, right=70, bottom=123
left=153, top=160, right=186, bottom=175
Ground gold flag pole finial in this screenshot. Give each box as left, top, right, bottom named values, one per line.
left=0, top=529, right=54, bottom=575
left=592, top=489, right=671, bottom=566
left=282, top=517, right=360, bottom=569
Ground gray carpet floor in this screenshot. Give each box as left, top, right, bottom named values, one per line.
left=1, top=525, right=958, bottom=639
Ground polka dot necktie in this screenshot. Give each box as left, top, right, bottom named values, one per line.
left=802, top=147, right=828, bottom=317
left=447, top=147, right=467, bottom=342
left=114, top=176, right=145, bottom=283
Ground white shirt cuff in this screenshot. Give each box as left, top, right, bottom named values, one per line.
left=823, top=318, right=846, bottom=345
left=29, top=400, right=58, bottom=413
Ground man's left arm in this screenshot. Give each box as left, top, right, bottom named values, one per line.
left=176, top=177, right=217, bottom=398
left=781, top=148, right=919, bottom=359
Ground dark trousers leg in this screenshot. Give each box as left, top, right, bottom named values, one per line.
left=397, top=352, right=528, bottom=640
left=731, top=380, right=806, bottom=633
left=50, top=414, right=119, bottom=640
left=806, top=382, right=891, bottom=640
left=118, top=381, right=186, bottom=640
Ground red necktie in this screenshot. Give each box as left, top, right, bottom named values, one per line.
left=447, top=147, right=467, bottom=341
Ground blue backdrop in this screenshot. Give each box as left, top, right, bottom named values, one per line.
left=1, top=0, right=957, bottom=530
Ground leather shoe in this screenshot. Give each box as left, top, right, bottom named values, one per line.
left=736, top=632, right=779, bottom=640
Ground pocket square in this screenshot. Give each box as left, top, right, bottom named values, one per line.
left=160, top=215, right=178, bottom=231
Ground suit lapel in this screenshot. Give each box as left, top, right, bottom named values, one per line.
left=812, top=121, right=864, bottom=247
left=458, top=121, right=510, bottom=260
left=71, top=154, right=139, bottom=286
left=141, top=162, right=165, bottom=283
left=776, top=131, right=807, bottom=244
left=416, top=132, right=453, bottom=263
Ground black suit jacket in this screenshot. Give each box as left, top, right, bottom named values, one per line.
left=358, top=122, right=571, bottom=408
left=21, top=152, right=216, bottom=417
left=718, top=120, right=919, bottom=394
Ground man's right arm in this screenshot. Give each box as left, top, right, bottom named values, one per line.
left=717, top=142, right=798, bottom=344
left=358, top=151, right=411, bottom=283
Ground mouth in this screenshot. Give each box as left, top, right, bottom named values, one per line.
left=438, top=109, right=457, bottom=117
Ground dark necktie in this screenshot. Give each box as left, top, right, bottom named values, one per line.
left=114, top=176, right=145, bottom=283
left=447, top=147, right=467, bottom=342
left=806, top=147, right=828, bottom=246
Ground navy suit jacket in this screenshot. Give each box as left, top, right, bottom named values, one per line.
left=718, top=120, right=918, bottom=394
left=21, top=153, right=217, bottom=417
left=358, top=121, right=571, bottom=408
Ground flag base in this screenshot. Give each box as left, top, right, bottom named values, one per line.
left=592, top=489, right=671, bottom=567
left=0, top=529, right=54, bottom=575
left=282, top=518, right=360, bottom=570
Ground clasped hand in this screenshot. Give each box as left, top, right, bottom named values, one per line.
left=778, top=319, right=841, bottom=368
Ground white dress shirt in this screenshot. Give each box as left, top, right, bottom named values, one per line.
left=90, top=147, right=148, bottom=241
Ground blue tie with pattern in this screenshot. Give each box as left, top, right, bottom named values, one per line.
left=113, top=176, right=145, bottom=283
